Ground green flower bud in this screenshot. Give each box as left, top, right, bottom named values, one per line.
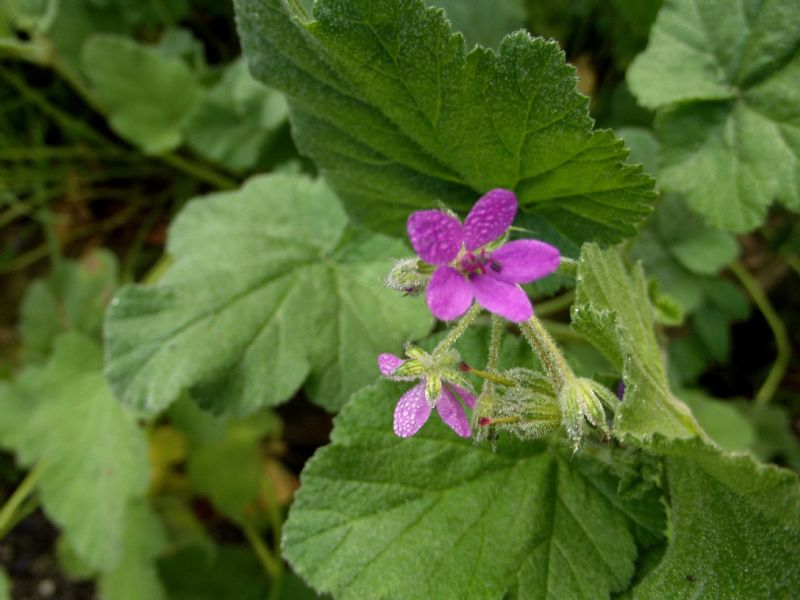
left=385, top=257, right=431, bottom=296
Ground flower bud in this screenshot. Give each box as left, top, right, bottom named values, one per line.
left=557, top=377, right=610, bottom=447
left=385, top=257, right=430, bottom=296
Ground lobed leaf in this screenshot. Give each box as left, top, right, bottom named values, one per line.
left=81, top=34, right=202, bottom=154
left=0, top=333, right=150, bottom=571
left=628, top=0, right=800, bottom=231
left=571, top=244, right=700, bottom=441
left=283, top=381, right=639, bottom=599
left=631, top=438, right=800, bottom=598
left=105, top=173, right=433, bottom=415
left=234, top=0, right=655, bottom=255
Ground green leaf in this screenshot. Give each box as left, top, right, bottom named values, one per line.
left=105, top=174, right=433, bottom=415
left=186, top=58, right=288, bottom=173
left=0, top=333, right=150, bottom=571
left=426, top=0, right=526, bottom=49
left=632, top=195, right=737, bottom=312
left=283, top=381, right=639, bottom=599
left=670, top=229, right=738, bottom=275
left=158, top=546, right=268, bottom=600
left=631, top=438, right=800, bottom=598
left=3, top=0, right=58, bottom=32
left=678, top=390, right=754, bottom=452
left=571, top=244, right=700, bottom=441
left=81, top=34, right=202, bottom=154
left=97, top=501, right=168, bottom=600
left=19, top=248, right=118, bottom=363
left=234, top=0, right=655, bottom=254
left=628, top=0, right=800, bottom=231
left=187, top=411, right=278, bottom=523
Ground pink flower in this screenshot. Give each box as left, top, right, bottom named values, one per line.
left=378, top=352, right=476, bottom=438
left=407, top=189, right=560, bottom=322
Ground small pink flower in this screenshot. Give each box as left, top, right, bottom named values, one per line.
left=378, top=352, right=475, bottom=438
left=407, top=189, right=560, bottom=322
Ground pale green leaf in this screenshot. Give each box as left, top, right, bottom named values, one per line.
left=19, top=248, right=117, bottom=363
left=631, top=438, right=800, bottom=598
left=571, top=244, right=700, bottom=441
left=235, top=0, right=655, bottom=254
left=670, top=229, right=738, bottom=275
left=0, top=333, right=150, bottom=571
left=427, top=0, right=526, bottom=49
left=283, top=381, right=639, bottom=600
left=679, top=390, right=754, bottom=452
left=631, top=195, right=738, bottom=312
left=98, top=501, right=168, bottom=600
left=186, top=58, right=288, bottom=173
left=186, top=411, right=277, bottom=523
left=628, top=0, right=800, bottom=231
left=3, top=0, right=58, bottom=31
left=81, top=34, right=201, bottom=154
left=105, top=174, right=433, bottom=415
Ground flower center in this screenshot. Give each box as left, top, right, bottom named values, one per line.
left=456, top=249, right=501, bottom=278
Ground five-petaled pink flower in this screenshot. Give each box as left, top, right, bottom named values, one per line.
left=378, top=352, right=476, bottom=438
left=407, top=189, right=560, bottom=322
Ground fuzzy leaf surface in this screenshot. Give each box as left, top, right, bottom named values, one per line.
left=283, top=381, right=638, bottom=600
left=105, top=174, right=433, bottom=415
left=632, top=438, right=800, bottom=598
left=0, top=333, right=149, bottom=571
left=234, top=0, right=655, bottom=254
left=571, top=244, right=700, bottom=441
left=628, top=0, right=800, bottom=231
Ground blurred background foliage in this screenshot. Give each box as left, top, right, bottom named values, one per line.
left=0, top=0, right=797, bottom=598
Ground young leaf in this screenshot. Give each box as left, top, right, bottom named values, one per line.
left=186, top=58, right=288, bottom=173
left=81, top=34, right=202, bottom=154
left=631, top=438, right=800, bottom=598
left=19, top=248, right=117, bottom=363
left=283, top=381, right=639, bottom=600
left=571, top=244, right=700, bottom=441
left=234, top=0, right=655, bottom=254
left=97, top=501, right=168, bottom=600
left=0, top=333, right=150, bottom=571
left=105, top=174, right=433, bottom=415
left=628, top=0, right=800, bottom=231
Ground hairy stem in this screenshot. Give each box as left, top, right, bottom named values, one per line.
left=520, top=315, right=576, bottom=391
left=467, top=367, right=516, bottom=388
left=432, top=303, right=482, bottom=357
left=730, top=261, right=791, bottom=406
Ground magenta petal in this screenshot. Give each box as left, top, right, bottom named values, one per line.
left=490, top=240, right=560, bottom=284
left=471, top=275, right=532, bottom=322
left=449, top=383, right=476, bottom=408
left=436, top=387, right=471, bottom=437
left=463, top=189, right=517, bottom=250
left=378, top=353, right=405, bottom=376
left=426, top=266, right=473, bottom=321
left=407, top=210, right=462, bottom=265
left=394, top=382, right=432, bottom=438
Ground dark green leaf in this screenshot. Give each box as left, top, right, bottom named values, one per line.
left=235, top=0, right=655, bottom=254
left=283, top=381, right=639, bottom=599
